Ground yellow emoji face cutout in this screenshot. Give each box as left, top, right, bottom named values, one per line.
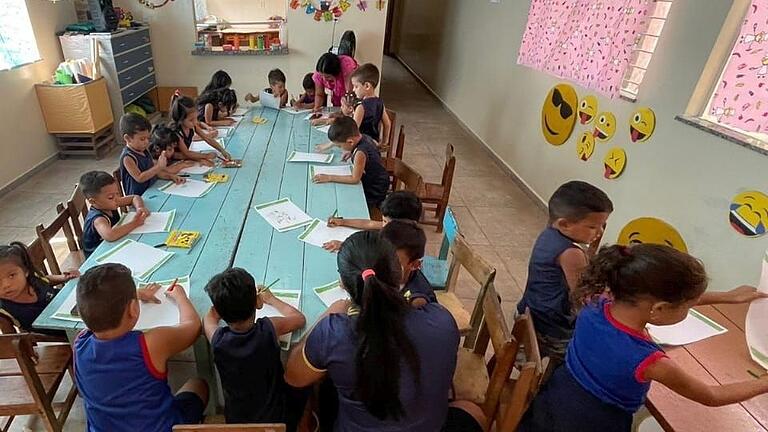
left=541, top=84, right=578, bottom=145
left=576, top=131, right=595, bottom=161
left=617, top=217, right=688, bottom=253
left=578, top=95, right=598, bottom=125
left=630, top=107, right=656, bottom=142
left=729, top=191, right=768, bottom=237
left=594, top=112, right=617, bottom=142
left=603, top=147, right=626, bottom=179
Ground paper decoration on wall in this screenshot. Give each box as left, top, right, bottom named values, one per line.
left=593, top=112, right=616, bottom=142
left=541, top=84, right=578, bottom=145
left=578, top=95, right=598, bottom=125
left=291, top=0, right=375, bottom=21
left=517, top=0, right=656, bottom=98
left=710, top=0, right=768, bottom=133
left=357, top=0, right=368, bottom=11
left=603, top=147, right=626, bottom=179
left=576, top=131, right=595, bottom=161
left=617, top=217, right=688, bottom=253
left=629, top=107, right=656, bottom=142
left=746, top=250, right=768, bottom=370
left=376, top=0, right=385, bottom=10
left=729, top=191, right=768, bottom=237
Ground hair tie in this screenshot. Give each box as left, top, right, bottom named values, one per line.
left=361, top=269, right=376, bottom=281
left=619, top=245, right=632, bottom=256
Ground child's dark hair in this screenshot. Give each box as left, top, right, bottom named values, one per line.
left=203, top=70, right=232, bottom=94
left=169, top=95, right=196, bottom=130
left=575, top=244, right=708, bottom=306
left=149, top=125, right=176, bottom=158
left=548, top=180, right=613, bottom=223
left=268, top=68, right=287, bottom=85
left=337, top=231, right=419, bottom=420
left=0, top=242, right=45, bottom=290
left=77, top=263, right=137, bottom=332
left=79, top=171, right=116, bottom=198
left=381, top=191, right=422, bottom=221
left=204, top=268, right=257, bottom=323
left=316, top=53, right=341, bottom=76
left=328, top=116, right=360, bottom=142
left=380, top=220, right=426, bottom=262
left=220, top=88, right=237, bottom=111
left=350, top=63, right=380, bottom=88
left=302, top=73, right=315, bottom=91
left=120, top=113, right=151, bottom=138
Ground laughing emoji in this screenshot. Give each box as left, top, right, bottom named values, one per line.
left=630, top=107, right=656, bottom=142
left=578, top=95, right=598, bottom=125
left=541, top=84, right=578, bottom=146
left=603, top=147, right=626, bottom=179
left=729, top=191, right=768, bottom=237
left=617, top=217, right=688, bottom=253
left=593, top=112, right=617, bottom=142
left=576, top=131, right=595, bottom=161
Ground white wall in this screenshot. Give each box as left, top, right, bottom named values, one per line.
left=203, top=0, right=285, bottom=22
left=114, top=0, right=388, bottom=99
left=392, top=0, right=767, bottom=291
left=0, top=1, right=77, bottom=190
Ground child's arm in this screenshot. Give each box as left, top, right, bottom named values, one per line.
left=144, top=283, right=202, bottom=372
left=115, top=194, right=146, bottom=213
left=204, top=104, right=235, bottom=127
left=162, top=160, right=195, bottom=174
left=122, top=152, right=166, bottom=184
left=279, top=90, right=289, bottom=108
left=194, top=124, right=232, bottom=160
left=46, top=271, right=80, bottom=285
left=352, top=104, right=365, bottom=126
left=380, top=108, right=392, bottom=149
left=312, top=82, right=326, bottom=112
left=261, top=290, right=306, bottom=336
left=203, top=306, right=221, bottom=342
left=93, top=212, right=147, bottom=242
left=176, top=135, right=216, bottom=165
left=698, top=285, right=768, bottom=305
left=157, top=171, right=186, bottom=184
left=327, top=217, right=383, bottom=230
left=558, top=247, right=589, bottom=292
left=245, top=92, right=259, bottom=103
left=645, top=357, right=768, bottom=407
left=313, top=151, right=365, bottom=185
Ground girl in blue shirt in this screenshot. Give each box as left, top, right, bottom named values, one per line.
left=520, top=244, right=768, bottom=432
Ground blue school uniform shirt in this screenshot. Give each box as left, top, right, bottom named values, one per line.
left=0, top=275, right=58, bottom=331
left=211, top=318, right=288, bottom=424
left=120, top=146, right=156, bottom=196
left=566, top=299, right=667, bottom=412
left=304, top=303, right=459, bottom=432
left=403, top=269, right=436, bottom=304
left=517, top=227, right=582, bottom=339
left=74, top=330, right=185, bottom=432
left=82, top=208, right=121, bottom=257
left=357, top=97, right=384, bottom=141
left=352, top=135, right=389, bottom=207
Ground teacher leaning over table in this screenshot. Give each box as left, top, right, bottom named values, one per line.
left=312, top=52, right=359, bottom=112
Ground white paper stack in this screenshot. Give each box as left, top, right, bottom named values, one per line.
left=310, top=165, right=352, bottom=177
left=298, top=219, right=360, bottom=248
left=313, top=280, right=350, bottom=307
left=254, top=198, right=313, bottom=232
left=178, top=163, right=213, bottom=175
left=116, top=210, right=175, bottom=234
left=647, top=309, right=727, bottom=346
left=159, top=179, right=215, bottom=198
left=95, top=239, right=174, bottom=281
left=287, top=151, right=333, bottom=164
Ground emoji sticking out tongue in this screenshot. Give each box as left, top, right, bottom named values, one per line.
left=593, top=112, right=616, bottom=142
left=602, top=147, right=626, bottom=180
left=630, top=127, right=645, bottom=142
left=578, top=95, right=598, bottom=125
left=629, top=107, right=656, bottom=142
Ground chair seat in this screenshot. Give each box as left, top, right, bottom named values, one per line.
left=0, top=344, right=73, bottom=377
left=422, top=256, right=448, bottom=289
left=436, top=292, right=471, bottom=335
left=423, top=183, right=444, bottom=202
left=452, top=348, right=490, bottom=405
left=0, top=373, right=65, bottom=415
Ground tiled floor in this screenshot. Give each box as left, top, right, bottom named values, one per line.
left=0, top=56, right=546, bottom=431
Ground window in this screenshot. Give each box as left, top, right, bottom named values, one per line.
left=0, top=0, right=41, bottom=71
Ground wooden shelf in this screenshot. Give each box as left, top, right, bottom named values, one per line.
left=190, top=47, right=289, bottom=56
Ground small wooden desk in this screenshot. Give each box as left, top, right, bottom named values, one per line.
left=646, top=304, right=768, bottom=431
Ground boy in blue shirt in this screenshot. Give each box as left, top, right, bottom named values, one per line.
left=516, top=181, right=613, bottom=371
left=346, top=63, right=392, bottom=149
left=380, top=219, right=436, bottom=307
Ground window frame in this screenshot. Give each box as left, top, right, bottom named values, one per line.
left=0, top=0, right=42, bottom=72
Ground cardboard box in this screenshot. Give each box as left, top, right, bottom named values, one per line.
left=35, top=77, right=113, bottom=134
left=155, top=86, right=199, bottom=114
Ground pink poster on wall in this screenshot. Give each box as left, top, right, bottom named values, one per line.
left=517, top=0, right=654, bottom=98
left=710, top=0, right=768, bottom=133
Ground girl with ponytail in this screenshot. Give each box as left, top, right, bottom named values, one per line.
left=286, top=231, right=485, bottom=431
left=168, top=93, right=231, bottom=164
left=521, top=244, right=768, bottom=432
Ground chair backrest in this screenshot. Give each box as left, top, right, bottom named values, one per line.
left=440, top=143, right=456, bottom=197
left=172, top=425, right=286, bottom=432
left=67, top=184, right=89, bottom=247
left=35, top=204, right=79, bottom=275
left=385, top=109, right=397, bottom=158
left=0, top=309, right=19, bottom=334
left=391, top=159, right=425, bottom=194
left=395, top=125, right=406, bottom=160
left=26, top=237, right=50, bottom=276
left=437, top=207, right=459, bottom=260
left=112, top=169, right=129, bottom=213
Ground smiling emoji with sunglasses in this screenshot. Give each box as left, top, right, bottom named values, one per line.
left=541, top=84, right=578, bottom=145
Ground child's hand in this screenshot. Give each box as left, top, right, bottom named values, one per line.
left=63, top=269, right=81, bottom=281
left=180, top=160, right=196, bottom=168
left=725, top=285, right=768, bottom=303
left=313, top=174, right=330, bottom=184
left=322, top=240, right=342, bottom=252
left=200, top=158, right=215, bottom=167
left=314, top=142, right=333, bottom=153
left=327, top=299, right=350, bottom=315
left=157, top=151, right=168, bottom=169
left=165, top=282, right=188, bottom=303
left=132, top=210, right=149, bottom=227
left=136, top=206, right=150, bottom=218
left=341, top=103, right=354, bottom=116
left=258, top=288, right=276, bottom=304
left=327, top=217, right=343, bottom=227
left=221, top=150, right=232, bottom=161
left=341, top=151, right=352, bottom=162
left=138, top=283, right=162, bottom=304
left=171, top=175, right=186, bottom=185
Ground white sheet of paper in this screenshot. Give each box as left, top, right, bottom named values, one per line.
left=310, top=165, right=352, bottom=177
left=159, top=179, right=215, bottom=198
left=179, top=163, right=213, bottom=175
left=233, top=107, right=249, bottom=116
left=95, top=239, right=174, bottom=281
left=260, top=90, right=281, bottom=110
left=216, top=127, right=231, bottom=137
left=282, top=107, right=312, bottom=115
left=316, top=125, right=331, bottom=134
left=254, top=198, right=313, bottom=232
left=298, top=219, right=360, bottom=248
left=304, top=113, right=320, bottom=120
left=230, top=115, right=244, bottom=124
left=313, top=280, right=350, bottom=307
left=647, top=308, right=727, bottom=346
left=116, top=210, right=175, bottom=234
left=287, top=151, right=333, bottom=164
left=747, top=252, right=768, bottom=369
left=189, top=140, right=224, bottom=153
left=254, top=290, right=300, bottom=350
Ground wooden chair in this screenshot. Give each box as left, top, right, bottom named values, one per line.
left=26, top=238, right=50, bottom=277
left=384, top=125, right=408, bottom=191
left=66, top=185, right=88, bottom=249
left=172, top=425, right=286, bottom=432
left=421, top=143, right=456, bottom=232
left=35, top=204, right=83, bottom=276
left=384, top=109, right=397, bottom=159
left=112, top=169, right=129, bottom=213
left=0, top=333, right=78, bottom=432
left=390, top=159, right=425, bottom=194
left=421, top=207, right=458, bottom=290
left=438, top=234, right=496, bottom=337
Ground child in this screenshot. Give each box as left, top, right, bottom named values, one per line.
left=519, top=244, right=768, bottom=432
left=245, top=69, right=289, bottom=108
left=202, top=69, right=232, bottom=94
left=203, top=268, right=307, bottom=430
left=169, top=95, right=232, bottom=163
left=346, top=63, right=391, bottom=149
left=291, top=73, right=316, bottom=110
left=516, top=181, right=613, bottom=369
left=74, top=263, right=208, bottom=432
left=312, top=117, right=389, bottom=218
left=380, top=220, right=435, bottom=308
left=149, top=125, right=195, bottom=175
left=80, top=171, right=148, bottom=257
left=0, top=242, right=79, bottom=333
left=197, top=88, right=237, bottom=127
left=120, top=113, right=185, bottom=196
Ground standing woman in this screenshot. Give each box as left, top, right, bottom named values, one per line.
left=285, top=231, right=486, bottom=431
left=312, top=52, right=359, bottom=112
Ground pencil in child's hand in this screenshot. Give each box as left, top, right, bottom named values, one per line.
left=748, top=369, right=767, bottom=379
left=167, top=278, right=179, bottom=292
